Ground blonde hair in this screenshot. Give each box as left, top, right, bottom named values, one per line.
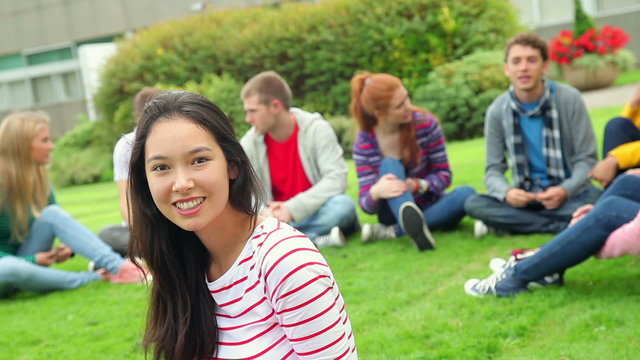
left=240, top=71, right=292, bottom=109
left=0, top=111, right=51, bottom=241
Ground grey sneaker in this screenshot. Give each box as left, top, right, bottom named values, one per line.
left=399, top=202, right=435, bottom=251
left=464, top=266, right=528, bottom=297
left=361, top=223, right=396, bottom=243
left=488, top=257, right=513, bottom=273
left=313, top=226, right=346, bottom=248
left=488, top=255, right=564, bottom=288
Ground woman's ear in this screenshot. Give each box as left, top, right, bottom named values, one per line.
left=373, top=108, right=385, bottom=122
left=228, top=162, right=239, bottom=180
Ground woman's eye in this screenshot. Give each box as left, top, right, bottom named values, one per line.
left=193, top=157, right=209, bottom=165
left=152, top=164, right=169, bottom=171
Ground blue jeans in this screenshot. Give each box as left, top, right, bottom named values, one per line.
left=376, top=158, right=476, bottom=232
left=514, top=174, right=640, bottom=282
left=290, top=194, right=358, bottom=240
left=0, top=205, right=124, bottom=297
left=464, top=185, right=602, bottom=234
left=602, top=117, right=640, bottom=156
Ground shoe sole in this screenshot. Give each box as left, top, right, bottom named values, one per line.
left=361, top=225, right=373, bottom=243
left=334, top=227, right=347, bottom=246
left=527, top=273, right=564, bottom=288
left=473, top=221, right=488, bottom=238
left=399, top=203, right=435, bottom=251
left=463, top=279, right=485, bottom=297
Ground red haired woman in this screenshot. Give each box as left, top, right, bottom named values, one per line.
left=351, top=72, right=475, bottom=251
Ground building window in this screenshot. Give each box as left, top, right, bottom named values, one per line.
left=62, top=72, right=81, bottom=99
left=26, top=47, right=74, bottom=66
left=5, top=80, right=31, bottom=109
left=0, top=54, right=24, bottom=71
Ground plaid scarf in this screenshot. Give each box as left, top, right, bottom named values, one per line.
left=505, top=80, right=565, bottom=192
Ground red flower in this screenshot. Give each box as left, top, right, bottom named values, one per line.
left=548, top=25, right=631, bottom=65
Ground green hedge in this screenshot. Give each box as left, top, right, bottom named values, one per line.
left=49, top=120, right=114, bottom=187
left=157, top=72, right=248, bottom=137
left=95, top=0, right=520, bottom=135
left=412, top=50, right=510, bottom=140
left=55, top=0, right=519, bottom=186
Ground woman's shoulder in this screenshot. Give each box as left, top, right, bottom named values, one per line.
left=250, top=217, right=318, bottom=259
left=412, top=108, right=439, bottom=131
left=353, top=130, right=376, bottom=149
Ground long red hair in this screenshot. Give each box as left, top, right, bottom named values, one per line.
left=350, top=72, right=420, bottom=166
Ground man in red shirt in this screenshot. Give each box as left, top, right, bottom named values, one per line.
left=240, top=71, right=359, bottom=247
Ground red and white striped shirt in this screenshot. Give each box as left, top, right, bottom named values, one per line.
left=208, top=217, right=357, bottom=359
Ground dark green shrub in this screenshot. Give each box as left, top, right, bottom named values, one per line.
left=325, top=116, right=356, bottom=158
left=574, top=0, right=597, bottom=38
left=49, top=120, right=113, bottom=187
left=95, top=0, right=520, bottom=124
left=412, top=50, right=510, bottom=141
left=157, top=73, right=247, bottom=136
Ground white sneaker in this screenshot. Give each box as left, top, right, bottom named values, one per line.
left=313, top=226, right=346, bottom=248
left=474, top=220, right=490, bottom=238
left=361, top=223, right=396, bottom=243
left=488, top=257, right=515, bottom=273
left=87, top=261, right=100, bottom=272
left=474, top=220, right=510, bottom=238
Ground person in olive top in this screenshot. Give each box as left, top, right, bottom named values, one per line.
left=0, top=111, right=145, bottom=298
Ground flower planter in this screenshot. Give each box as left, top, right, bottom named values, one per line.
left=561, top=62, right=620, bottom=91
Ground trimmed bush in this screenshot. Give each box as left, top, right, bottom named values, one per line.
left=412, top=50, right=510, bottom=141
left=157, top=73, right=247, bottom=137
left=95, top=0, right=520, bottom=131
left=326, top=116, right=356, bottom=158
left=49, top=120, right=114, bottom=187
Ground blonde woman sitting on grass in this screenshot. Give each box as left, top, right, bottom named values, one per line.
left=0, top=111, right=146, bottom=298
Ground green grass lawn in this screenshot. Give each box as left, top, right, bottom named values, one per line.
left=614, top=67, right=640, bottom=86
left=1, top=105, right=639, bottom=359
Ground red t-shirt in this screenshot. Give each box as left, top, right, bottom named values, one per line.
left=265, top=122, right=313, bottom=201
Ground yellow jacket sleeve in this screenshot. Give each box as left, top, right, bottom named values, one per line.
left=621, top=103, right=640, bottom=129
left=609, top=140, right=640, bottom=169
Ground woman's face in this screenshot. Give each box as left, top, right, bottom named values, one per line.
left=31, top=124, right=55, bottom=165
left=378, top=86, right=413, bottom=125
left=144, top=117, right=237, bottom=234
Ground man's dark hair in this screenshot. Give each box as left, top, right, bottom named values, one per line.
left=504, top=32, right=549, bottom=62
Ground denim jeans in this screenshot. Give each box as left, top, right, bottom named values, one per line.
left=464, top=185, right=602, bottom=234
left=602, top=117, right=640, bottom=156
left=514, top=174, right=640, bottom=282
left=0, top=205, right=124, bottom=297
left=290, top=194, right=358, bottom=240
left=375, top=158, right=476, bottom=232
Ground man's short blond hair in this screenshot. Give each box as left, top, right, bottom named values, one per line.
left=241, top=71, right=292, bottom=109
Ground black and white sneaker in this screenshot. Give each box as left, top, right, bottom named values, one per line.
left=488, top=256, right=564, bottom=288
left=399, top=202, right=435, bottom=251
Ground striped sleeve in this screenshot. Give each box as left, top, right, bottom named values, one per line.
left=413, top=113, right=452, bottom=194
left=352, top=132, right=381, bottom=214
left=260, top=227, right=356, bottom=359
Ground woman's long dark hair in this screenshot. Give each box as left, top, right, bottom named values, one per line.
left=128, top=91, right=263, bottom=359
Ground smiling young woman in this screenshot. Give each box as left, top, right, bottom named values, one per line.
left=128, top=91, right=357, bottom=360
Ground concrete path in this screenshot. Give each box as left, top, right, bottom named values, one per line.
left=581, top=83, right=638, bottom=109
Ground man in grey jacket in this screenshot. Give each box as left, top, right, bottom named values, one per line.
left=464, top=32, right=601, bottom=238
left=240, top=71, right=359, bottom=247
